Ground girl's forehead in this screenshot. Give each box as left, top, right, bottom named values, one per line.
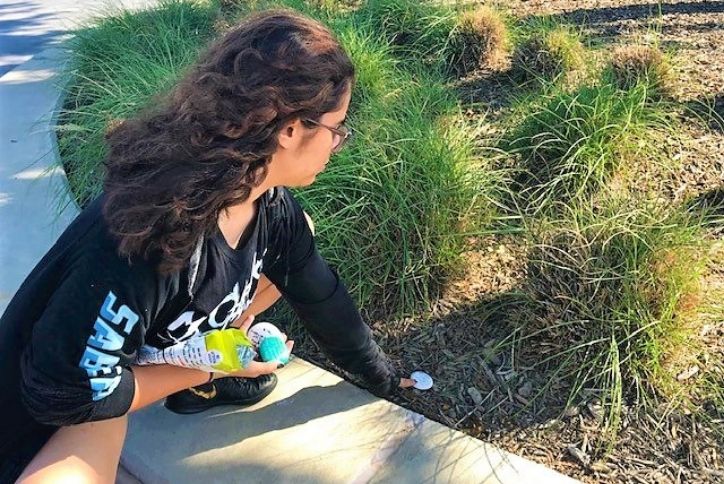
left=323, top=88, right=352, bottom=121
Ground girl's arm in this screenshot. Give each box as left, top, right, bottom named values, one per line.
left=264, top=188, right=403, bottom=395
left=128, top=364, right=212, bottom=412
left=234, top=274, right=282, bottom=325
left=129, top=314, right=284, bottom=412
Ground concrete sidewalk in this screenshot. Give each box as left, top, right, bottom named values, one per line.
left=0, top=16, right=579, bottom=484
left=0, top=46, right=77, bottom=316
left=0, top=0, right=161, bottom=76
left=123, top=358, right=577, bottom=483
left=0, top=0, right=160, bottom=313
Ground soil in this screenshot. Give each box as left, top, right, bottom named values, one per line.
left=284, top=1, right=723, bottom=483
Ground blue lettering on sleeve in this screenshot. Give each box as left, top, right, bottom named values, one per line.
left=79, top=346, right=121, bottom=376
left=100, top=291, right=140, bottom=334
left=87, top=317, right=125, bottom=351
left=89, top=375, right=122, bottom=401
left=79, top=291, right=141, bottom=401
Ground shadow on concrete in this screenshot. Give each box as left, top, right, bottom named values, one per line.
left=202, top=381, right=373, bottom=433
left=126, top=376, right=559, bottom=483
left=128, top=380, right=372, bottom=449
left=366, top=415, right=557, bottom=483
left=124, top=381, right=403, bottom=482
left=0, top=2, right=66, bottom=76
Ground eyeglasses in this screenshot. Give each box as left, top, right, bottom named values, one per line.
left=303, top=118, right=352, bottom=154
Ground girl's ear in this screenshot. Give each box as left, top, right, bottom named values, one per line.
left=277, top=118, right=302, bottom=150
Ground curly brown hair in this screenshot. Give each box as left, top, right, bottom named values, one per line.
left=102, top=9, right=354, bottom=275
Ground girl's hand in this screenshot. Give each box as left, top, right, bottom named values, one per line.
left=218, top=315, right=294, bottom=379
left=399, top=377, right=416, bottom=389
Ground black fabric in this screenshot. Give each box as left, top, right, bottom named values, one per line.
left=280, top=267, right=399, bottom=396
left=0, top=185, right=396, bottom=478
left=262, top=189, right=398, bottom=393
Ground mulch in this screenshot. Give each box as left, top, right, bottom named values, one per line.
left=286, top=1, right=723, bottom=482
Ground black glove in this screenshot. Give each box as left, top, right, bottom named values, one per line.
left=279, top=261, right=399, bottom=396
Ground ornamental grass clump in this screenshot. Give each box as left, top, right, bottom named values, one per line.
left=606, top=44, right=675, bottom=98
left=511, top=22, right=585, bottom=84
left=448, top=6, right=511, bottom=76
left=300, top=67, right=497, bottom=316
left=522, top=200, right=712, bottom=444
left=359, top=0, right=457, bottom=61
left=503, top=81, right=673, bottom=216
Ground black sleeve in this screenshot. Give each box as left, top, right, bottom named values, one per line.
left=19, top=248, right=158, bottom=426
left=264, top=188, right=399, bottom=396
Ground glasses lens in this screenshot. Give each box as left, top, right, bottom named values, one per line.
left=332, top=135, right=345, bottom=153
left=332, top=127, right=349, bottom=154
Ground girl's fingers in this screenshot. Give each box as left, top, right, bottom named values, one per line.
left=399, top=378, right=416, bottom=389
left=235, top=339, right=294, bottom=377
left=248, top=360, right=278, bottom=376
left=239, top=314, right=255, bottom=333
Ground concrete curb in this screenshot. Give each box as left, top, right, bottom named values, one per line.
left=123, top=358, right=579, bottom=484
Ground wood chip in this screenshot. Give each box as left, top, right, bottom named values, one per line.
left=467, top=386, right=484, bottom=406
left=518, top=381, right=533, bottom=398
left=567, top=445, right=591, bottom=468
left=676, top=365, right=700, bottom=381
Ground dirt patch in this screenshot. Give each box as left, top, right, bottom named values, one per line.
left=285, top=2, right=723, bottom=482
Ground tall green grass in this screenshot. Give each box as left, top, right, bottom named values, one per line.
left=360, top=0, right=457, bottom=56
left=56, top=0, right=501, bottom=318
left=509, top=17, right=586, bottom=85
left=57, top=0, right=220, bottom=207
left=503, top=81, right=674, bottom=217
left=286, top=14, right=498, bottom=316
left=514, top=198, right=713, bottom=446
left=488, top=24, right=722, bottom=446
left=358, top=1, right=517, bottom=78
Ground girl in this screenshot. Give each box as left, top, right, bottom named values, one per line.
left=0, top=10, right=414, bottom=483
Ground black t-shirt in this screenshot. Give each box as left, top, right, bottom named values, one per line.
left=149, top=191, right=271, bottom=348
left=0, top=186, right=396, bottom=459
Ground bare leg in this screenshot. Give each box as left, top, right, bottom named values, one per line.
left=17, top=415, right=128, bottom=484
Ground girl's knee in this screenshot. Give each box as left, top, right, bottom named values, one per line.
left=18, top=416, right=127, bottom=484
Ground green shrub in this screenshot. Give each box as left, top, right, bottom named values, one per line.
left=511, top=20, right=585, bottom=84
left=521, top=199, right=711, bottom=443
left=503, top=82, right=673, bottom=216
